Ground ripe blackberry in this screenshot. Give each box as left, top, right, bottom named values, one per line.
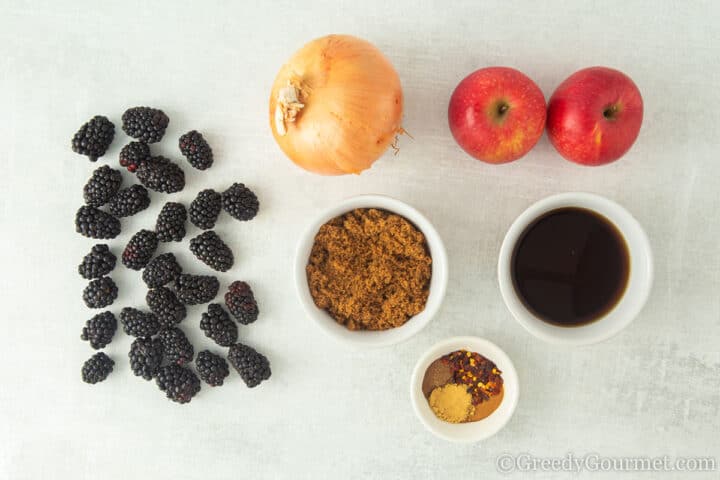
left=121, top=107, right=169, bottom=143
left=155, top=202, right=187, bottom=242
left=179, top=130, right=214, bottom=170
left=158, top=327, right=194, bottom=366
left=75, top=206, right=121, bottom=239
left=71, top=115, right=115, bottom=161
left=136, top=156, right=185, bottom=193
left=142, top=253, right=182, bottom=288
left=189, top=231, right=234, bottom=272
left=200, top=304, right=238, bottom=347
left=108, top=184, right=150, bottom=217
left=189, top=189, right=222, bottom=229
left=122, top=230, right=158, bottom=270
left=222, top=183, right=259, bottom=221
left=195, top=351, right=229, bottom=387
left=78, top=244, right=116, bottom=279
left=119, top=141, right=150, bottom=172
left=227, top=343, right=271, bottom=388
left=128, top=337, right=163, bottom=380
left=120, top=307, right=161, bottom=337
left=83, top=165, right=122, bottom=207
left=81, top=352, right=114, bottom=384
left=155, top=364, right=200, bottom=404
left=83, top=277, right=118, bottom=308
left=146, top=287, right=186, bottom=328
left=225, top=281, right=259, bottom=325
left=175, top=274, right=219, bottom=305
left=80, top=311, right=117, bottom=349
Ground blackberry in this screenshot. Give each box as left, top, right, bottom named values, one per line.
left=225, top=281, right=259, bottom=325
left=71, top=115, right=115, bottom=161
left=146, top=287, right=186, bottom=328
left=121, top=107, right=169, bottom=143
left=158, top=327, right=194, bottom=366
left=128, top=337, right=163, bottom=380
left=75, top=206, right=121, bottom=239
left=179, top=130, right=214, bottom=170
left=108, top=184, right=150, bottom=217
left=189, top=189, right=222, bottom=229
left=136, top=156, right=185, bottom=193
left=119, top=141, right=150, bottom=172
left=80, top=311, right=117, bottom=349
left=155, top=364, right=200, bottom=404
left=142, top=253, right=182, bottom=288
left=175, top=274, right=219, bottom=305
left=81, top=352, right=114, bottom=384
left=189, top=231, right=234, bottom=272
left=196, top=350, right=229, bottom=387
left=78, top=244, right=116, bottom=279
left=122, top=229, right=158, bottom=270
left=82, top=277, right=118, bottom=308
left=83, top=165, right=122, bottom=206
left=155, top=202, right=187, bottom=242
left=120, top=307, right=161, bottom=337
left=227, top=343, right=271, bottom=388
left=200, top=304, right=238, bottom=347
left=222, top=183, right=259, bottom=221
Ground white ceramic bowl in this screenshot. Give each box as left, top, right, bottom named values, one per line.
left=498, top=192, right=653, bottom=345
left=295, top=194, right=448, bottom=347
left=410, top=336, right=519, bottom=443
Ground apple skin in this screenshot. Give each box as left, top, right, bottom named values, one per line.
left=448, top=67, right=546, bottom=164
left=547, top=67, right=643, bottom=166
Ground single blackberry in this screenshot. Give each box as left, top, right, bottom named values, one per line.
left=155, top=202, right=187, bottom=242
left=75, top=206, right=121, bottom=239
left=83, top=165, right=122, bottom=206
left=122, top=229, right=158, bottom=270
left=108, top=184, right=150, bottom=217
left=72, top=115, right=115, bottom=161
left=120, top=307, right=161, bottom=337
left=225, top=281, right=259, bottom=325
left=227, top=343, right=271, bottom=388
left=200, top=304, right=238, bottom=347
left=128, top=337, right=163, bottom=380
left=146, top=287, right=186, bottom=328
left=81, top=352, right=114, bottom=384
left=136, top=156, right=185, bottom=193
left=179, top=130, right=214, bottom=170
left=158, top=327, right=194, bottom=366
left=119, top=141, right=150, bottom=172
left=222, top=183, right=259, bottom=221
left=80, top=311, right=117, bottom=349
left=175, top=274, right=219, bottom=305
left=142, top=253, right=182, bottom=288
left=121, top=107, right=169, bottom=143
left=82, top=277, right=118, bottom=308
left=189, top=189, right=222, bottom=229
left=189, top=231, right=234, bottom=272
left=155, top=364, right=200, bottom=404
left=78, top=244, right=116, bottom=279
left=195, top=350, right=229, bottom=387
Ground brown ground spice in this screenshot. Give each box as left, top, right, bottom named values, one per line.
left=306, top=208, right=432, bottom=330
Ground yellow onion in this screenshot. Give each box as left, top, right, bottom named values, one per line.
left=269, top=34, right=404, bottom=175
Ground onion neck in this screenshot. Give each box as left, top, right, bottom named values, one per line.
left=274, top=80, right=305, bottom=136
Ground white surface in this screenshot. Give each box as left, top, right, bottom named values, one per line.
left=1, top=1, right=719, bottom=479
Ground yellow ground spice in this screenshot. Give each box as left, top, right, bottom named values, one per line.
left=428, top=384, right=475, bottom=423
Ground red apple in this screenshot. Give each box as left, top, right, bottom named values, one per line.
left=448, top=67, right=546, bottom=164
left=547, top=67, right=643, bottom=166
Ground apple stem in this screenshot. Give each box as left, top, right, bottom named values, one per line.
left=498, top=103, right=509, bottom=115
left=603, top=105, right=619, bottom=120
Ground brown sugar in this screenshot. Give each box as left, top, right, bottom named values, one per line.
left=306, top=208, right=432, bottom=330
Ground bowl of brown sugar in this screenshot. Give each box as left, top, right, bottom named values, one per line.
left=295, top=195, right=448, bottom=347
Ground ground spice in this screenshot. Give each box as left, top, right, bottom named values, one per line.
left=306, top=208, right=432, bottom=330
left=428, top=383, right=475, bottom=423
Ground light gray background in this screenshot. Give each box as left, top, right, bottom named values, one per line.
left=1, top=1, right=718, bottom=479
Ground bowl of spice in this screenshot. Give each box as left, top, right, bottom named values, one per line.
left=411, top=336, right=519, bottom=442
left=295, top=195, right=448, bottom=347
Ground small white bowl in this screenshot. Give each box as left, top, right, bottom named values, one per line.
left=498, top=192, right=653, bottom=345
left=410, top=336, right=519, bottom=443
left=295, top=194, right=448, bottom=347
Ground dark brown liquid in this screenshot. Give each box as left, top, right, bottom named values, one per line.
left=511, top=207, right=630, bottom=327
